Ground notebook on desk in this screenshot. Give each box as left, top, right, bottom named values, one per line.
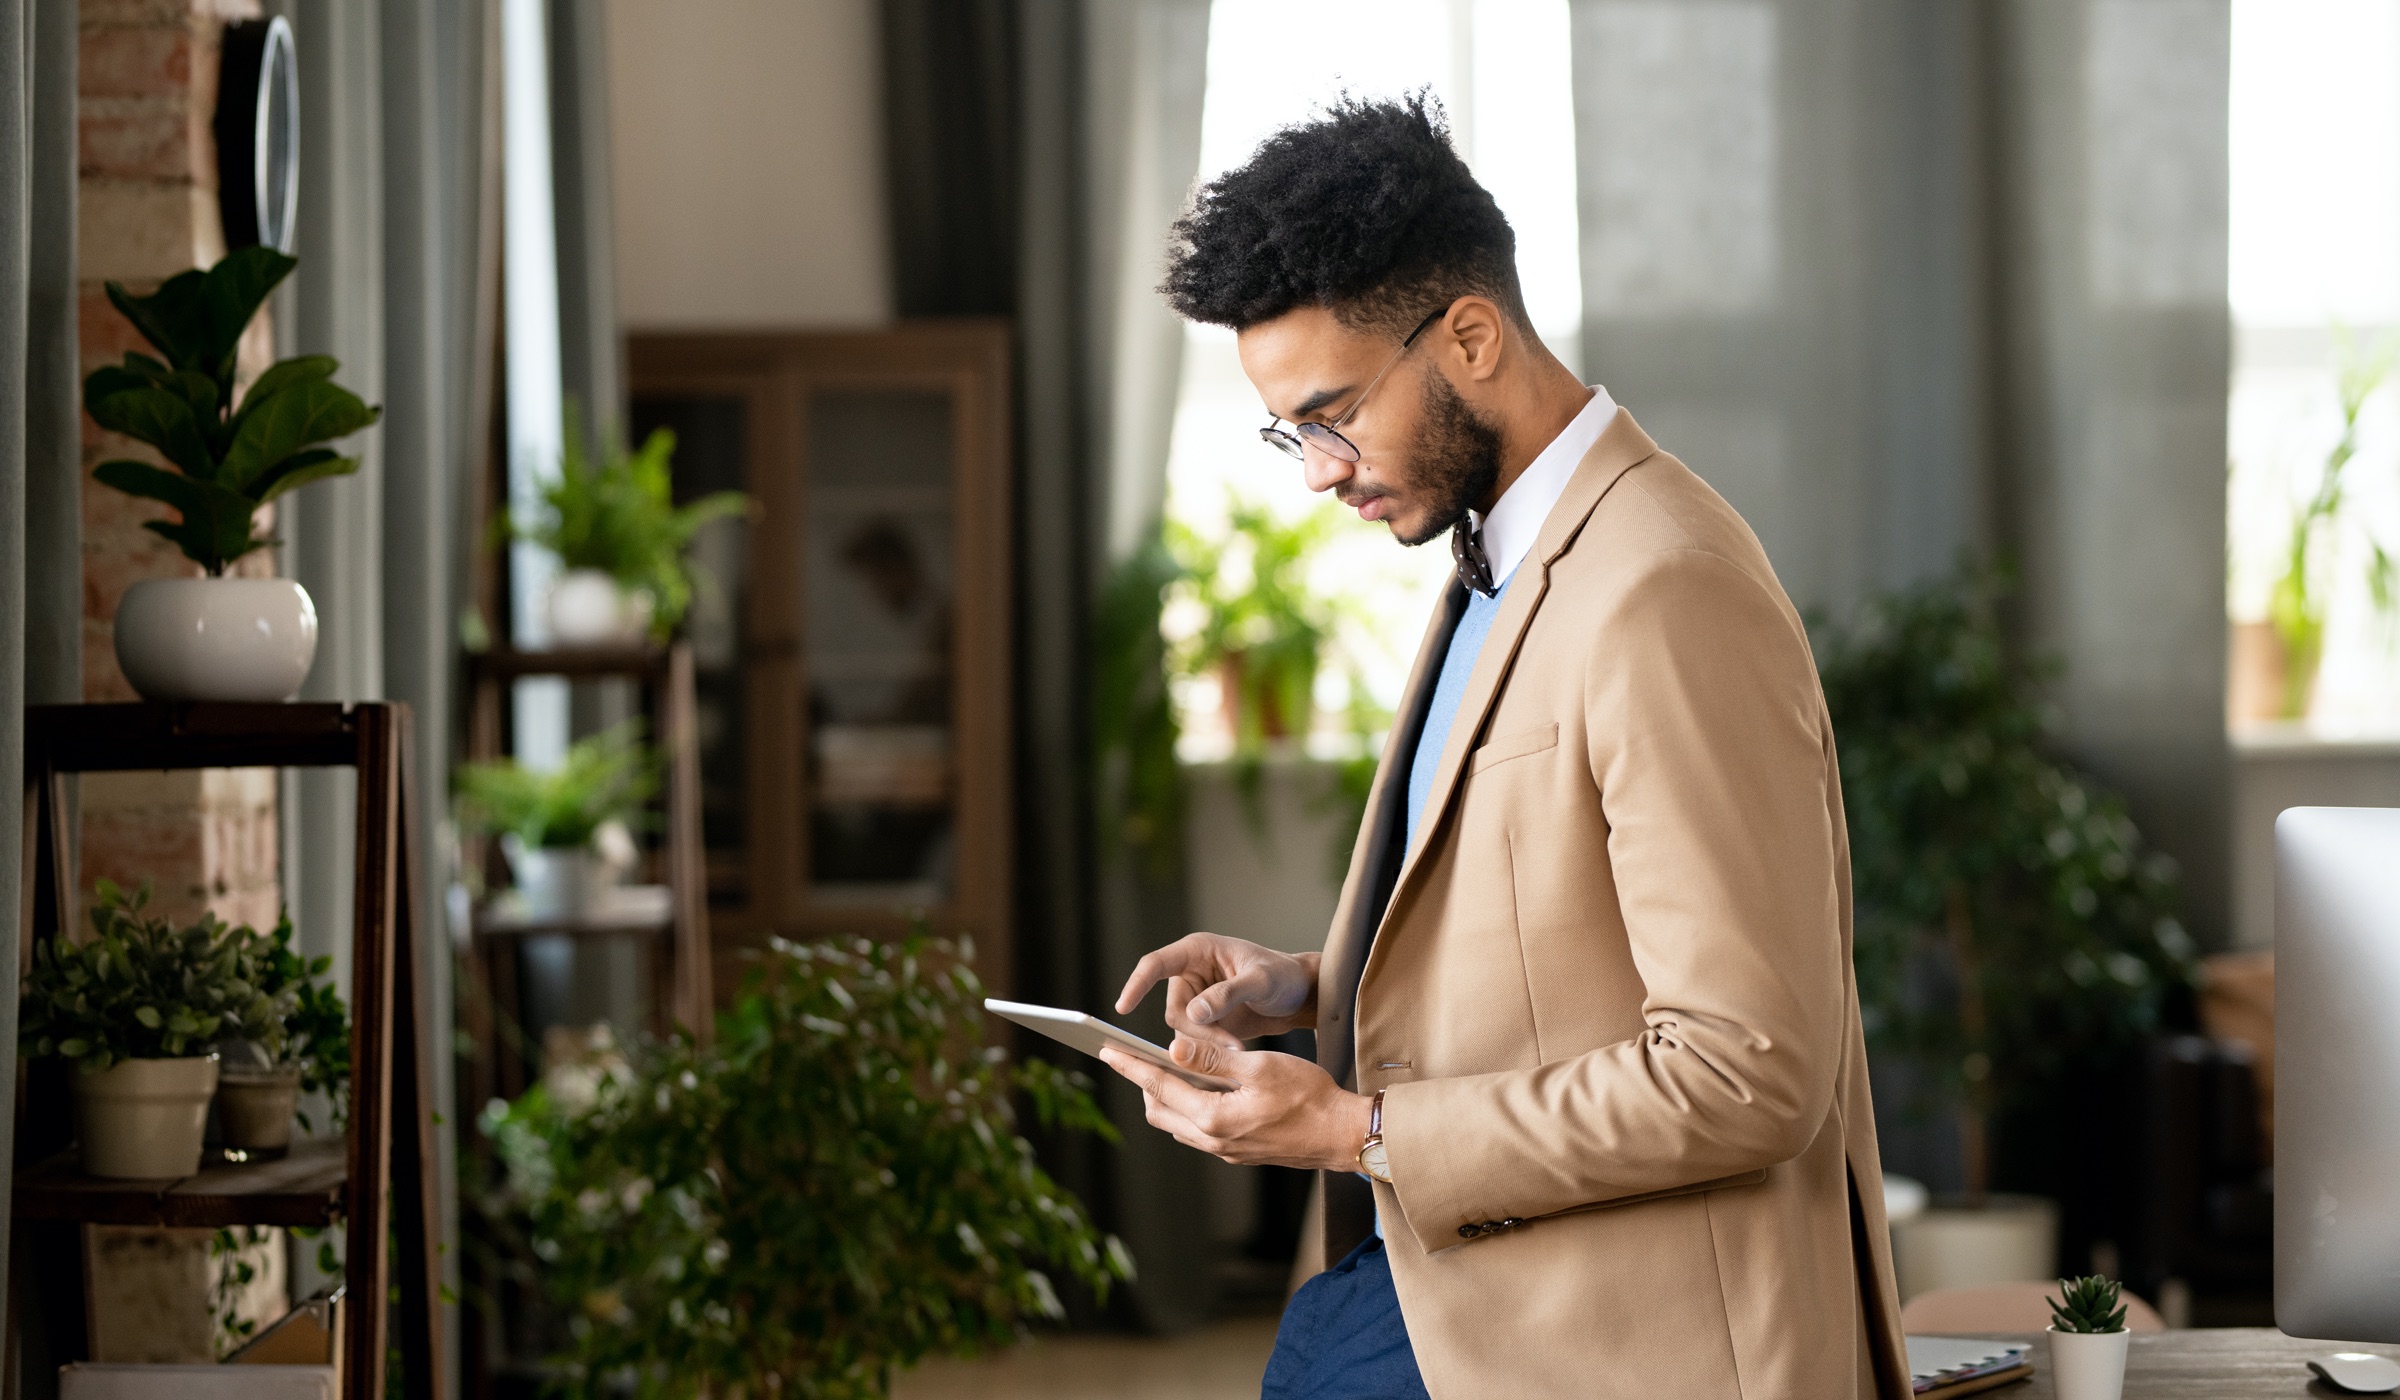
left=1908, top=1336, right=2034, bottom=1396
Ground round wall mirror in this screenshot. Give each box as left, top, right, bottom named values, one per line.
left=214, top=17, right=299, bottom=254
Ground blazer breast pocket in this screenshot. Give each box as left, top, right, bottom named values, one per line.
left=1469, top=721, right=1559, bottom=775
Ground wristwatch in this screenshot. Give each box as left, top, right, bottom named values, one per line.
left=1358, top=1089, right=1392, bottom=1183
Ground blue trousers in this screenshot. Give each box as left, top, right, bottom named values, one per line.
left=1261, top=1236, right=1430, bottom=1400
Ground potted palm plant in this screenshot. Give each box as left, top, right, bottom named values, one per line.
left=1815, top=565, right=2196, bottom=1295
left=18, top=883, right=273, bottom=1178
left=455, top=722, right=658, bottom=919
left=2046, top=1274, right=2132, bottom=1400
left=83, top=246, right=380, bottom=701
left=507, top=419, right=748, bottom=646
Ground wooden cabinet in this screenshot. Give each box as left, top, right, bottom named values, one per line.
left=627, top=324, right=1012, bottom=994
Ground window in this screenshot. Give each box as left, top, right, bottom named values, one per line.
left=2227, top=0, right=2400, bottom=730
left=1166, top=0, right=1584, bottom=756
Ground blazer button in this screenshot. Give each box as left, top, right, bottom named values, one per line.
left=1458, top=1224, right=1478, bottom=1239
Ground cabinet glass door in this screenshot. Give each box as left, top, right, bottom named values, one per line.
left=802, top=390, right=958, bottom=908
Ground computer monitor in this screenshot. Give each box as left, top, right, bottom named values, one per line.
left=2275, top=806, right=2400, bottom=1343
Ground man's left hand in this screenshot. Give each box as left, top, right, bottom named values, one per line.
left=1098, top=1038, right=1374, bottom=1172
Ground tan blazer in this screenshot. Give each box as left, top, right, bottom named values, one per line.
left=1311, top=409, right=1910, bottom=1399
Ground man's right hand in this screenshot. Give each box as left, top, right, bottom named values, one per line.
left=1115, top=933, right=1320, bottom=1049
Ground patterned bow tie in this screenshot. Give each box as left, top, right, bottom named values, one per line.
left=1453, top=519, right=1498, bottom=597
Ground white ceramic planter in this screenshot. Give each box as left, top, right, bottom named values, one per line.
left=2047, top=1326, right=2130, bottom=1400
left=114, top=577, right=318, bottom=702
left=215, top=1062, right=303, bottom=1155
left=75, top=1055, right=219, bottom=1179
left=545, top=569, right=653, bottom=647
left=507, top=841, right=616, bottom=919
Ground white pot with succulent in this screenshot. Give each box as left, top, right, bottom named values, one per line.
left=2046, top=1274, right=2133, bottom=1400
left=458, top=722, right=658, bottom=920
left=18, top=884, right=255, bottom=1179
left=508, top=418, right=747, bottom=651
left=85, top=247, right=380, bottom=703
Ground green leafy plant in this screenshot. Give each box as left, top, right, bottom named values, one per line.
left=477, top=931, right=1130, bottom=1399
left=454, top=721, right=658, bottom=851
left=18, top=882, right=277, bottom=1068
left=1094, top=529, right=1188, bottom=880
left=506, top=416, right=749, bottom=639
left=82, top=246, right=380, bottom=575
left=1163, top=496, right=1388, bottom=873
left=1815, top=562, right=2197, bottom=1203
left=243, top=911, right=352, bottom=1131
left=2266, top=332, right=2400, bottom=718
left=2047, top=1274, right=2129, bottom=1334
left=1168, top=498, right=1349, bottom=751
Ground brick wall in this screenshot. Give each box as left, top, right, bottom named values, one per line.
left=77, top=0, right=280, bottom=933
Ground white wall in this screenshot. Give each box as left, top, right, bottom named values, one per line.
left=605, top=0, right=891, bottom=328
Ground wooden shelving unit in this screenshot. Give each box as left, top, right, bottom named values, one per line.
left=12, top=702, right=440, bottom=1400
left=458, top=643, right=711, bottom=1108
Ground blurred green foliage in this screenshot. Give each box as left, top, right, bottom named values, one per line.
left=507, top=415, right=749, bottom=638
left=454, top=720, right=658, bottom=851
left=478, top=932, right=1129, bottom=1399
left=1815, top=563, right=2197, bottom=1194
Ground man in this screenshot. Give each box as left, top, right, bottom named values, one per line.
left=1096, top=96, right=1910, bottom=1399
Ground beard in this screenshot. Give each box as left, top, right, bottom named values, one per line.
left=1389, top=370, right=1504, bottom=547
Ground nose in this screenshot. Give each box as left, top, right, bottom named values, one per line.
left=1301, top=445, right=1352, bottom=494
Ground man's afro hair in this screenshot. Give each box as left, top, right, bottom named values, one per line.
left=1160, top=93, right=1527, bottom=335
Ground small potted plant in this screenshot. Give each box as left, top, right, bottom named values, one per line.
left=18, top=883, right=271, bottom=1178
left=83, top=246, right=380, bottom=701
left=455, top=722, right=657, bottom=918
left=2047, top=1274, right=2132, bottom=1400
left=506, top=418, right=747, bottom=646
left=213, top=911, right=350, bottom=1156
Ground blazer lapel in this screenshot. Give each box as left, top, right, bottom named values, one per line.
left=1317, top=581, right=1465, bottom=1090
left=1370, top=410, right=1661, bottom=947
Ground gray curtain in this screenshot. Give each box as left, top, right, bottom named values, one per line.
left=549, top=0, right=622, bottom=444
left=0, top=0, right=32, bottom=1342
left=1568, top=0, right=2228, bottom=1217
left=1568, top=0, right=2228, bottom=944
left=886, top=0, right=1216, bottom=1331
left=271, top=0, right=490, bottom=1386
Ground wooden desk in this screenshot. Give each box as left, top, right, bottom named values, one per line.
left=1974, top=1330, right=2400, bottom=1397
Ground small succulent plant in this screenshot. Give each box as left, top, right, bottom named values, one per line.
left=2048, top=1274, right=2129, bottom=1334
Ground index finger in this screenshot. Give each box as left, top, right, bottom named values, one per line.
left=1115, top=936, right=1208, bottom=1014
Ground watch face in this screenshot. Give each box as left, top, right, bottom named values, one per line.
left=1360, top=1138, right=1392, bottom=1183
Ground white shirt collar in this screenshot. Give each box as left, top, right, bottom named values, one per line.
left=1468, top=385, right=1618, bottom=586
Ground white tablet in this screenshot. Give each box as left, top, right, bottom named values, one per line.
left=985, top=997, right=1239, bottom=1092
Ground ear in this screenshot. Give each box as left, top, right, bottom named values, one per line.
left=1437, top=296, right=1510, bottom=384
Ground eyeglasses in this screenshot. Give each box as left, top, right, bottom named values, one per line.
left=1258, top=306, right=1449, bottom=464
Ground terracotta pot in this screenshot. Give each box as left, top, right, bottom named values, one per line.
left=75, top=1055, right=219, bottom=1179
left=216, top=1062, right=304, bottom=1155
left=1217, top=652, right=1309, bottom=742
left=113, top=577, right=318, bottom=702
left=2047, top=1326, right=2130, bottom=1400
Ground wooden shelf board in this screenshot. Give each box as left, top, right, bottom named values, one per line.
left=13, top=1138, right=347, bottom=1228
left=466, top=646, right=670, bottom=681
left=25, top=703, right=373, bottom=772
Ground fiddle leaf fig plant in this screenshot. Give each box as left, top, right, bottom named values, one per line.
left=18, top=882, right=275, bottom=1069
left=82, top=246, right=381, bottom=575
left=479, top=930, right=1130, bottom=1399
